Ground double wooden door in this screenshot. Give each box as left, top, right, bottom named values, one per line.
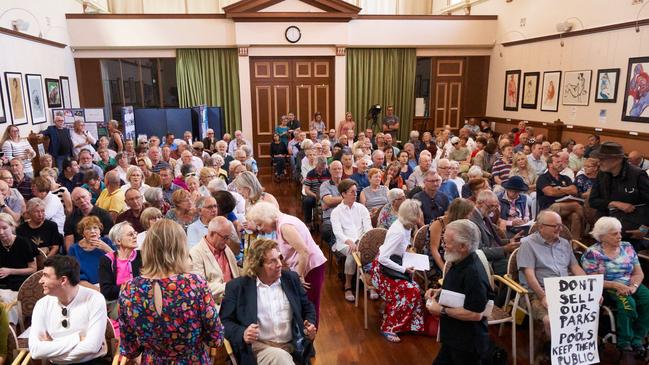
left=250, top=57, right=335, bottom=170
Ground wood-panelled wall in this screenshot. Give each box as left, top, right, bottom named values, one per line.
left=74, top=59, right=104, bottom=107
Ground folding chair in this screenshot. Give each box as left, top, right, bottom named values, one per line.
left=352, top=228, right=387, bottom=329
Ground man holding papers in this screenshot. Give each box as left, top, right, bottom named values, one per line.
left=370, top=199, right=425, bottom=343
left=425, top=219, right=492, bottom=365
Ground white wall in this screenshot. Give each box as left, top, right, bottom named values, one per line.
left=0, top=0, right=82, bottom=135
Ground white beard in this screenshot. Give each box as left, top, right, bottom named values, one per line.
left=444, top=251, right=461, bottom=263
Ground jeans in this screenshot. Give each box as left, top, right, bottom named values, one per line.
left=302, top=195, right=317, bottom=223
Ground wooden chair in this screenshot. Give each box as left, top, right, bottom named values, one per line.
left=412, top=224, right=430, bottom=289
left=7, top=325, right=27, bottom=365
left=352, top=228, right=387, bottom=329
left=15, top=270, right=45, bottom=332
left=35, top=249, right=47, bottom=271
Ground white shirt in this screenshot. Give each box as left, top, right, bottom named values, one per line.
left=174, top=156, right=204, bottom=177
left=330, top=202, right=372, bottom=252
left=450, top=177, right=465, bottom=194
left=406, top=166, right=430, bottom=190
left=29, top=286, right=107, bottom=364
left=256, top=278, right=292, bottom=343
left=228, top=139, right=253, bottom=156
left=120, top=183, right=150, bottom=196
left=560, top=167, right=575, bottom=182
left=115, top=165, right=132, bottom=183
left=70, top=130, right=96, bottom=158
left=186, top=219, right=209, bottom=249
left=466, top=137, right=477, bottom=153
left=43, top=192, right=65, bottom=235
left=377, top=220, right=411, bottom=273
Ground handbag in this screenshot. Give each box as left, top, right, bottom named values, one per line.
left=380, top=254, right=411, bottom=281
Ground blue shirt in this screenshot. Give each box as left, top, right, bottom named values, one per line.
left=439, top=180, right=459, bottom=204
left=68, top=237, right=115, bottom=284
left=350, top=172, right=369, bottom=199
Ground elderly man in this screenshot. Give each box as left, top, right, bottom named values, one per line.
left=148, top=146, right=170, bottom=174
left=568, top=143, right=586, bottom=173
left=513, top=133, right=528, bottom=154
left=220, top=239, right=316, bottom=365
left=370, top=149, right=385, bottom=170
left=9, top=158, right=33, bottom=201
left=202, top=128, right=217, bottom=153
left=425, top=219, right=492, bottom=365
left=589, top=142, right=649, bottom=247
left=158, top=166, right=180, bottom=205
left=96, top=170, right=126, bottom=220
left=527, top=142, right=546, bottom=176
left=64, top=188, right=113, bottom=252
left=584, top=134, right=600, bottom=158
left=183, top=130, right=193, bottom=144
left=320, top=161, right=343, bottom=248
left=406, top=151, right=433, bottom=190
left=31, top=177, right=65, bottom=235
left=78, top=149, right=104, bottom=180
left=629, top=150, right=649, bottom=171
left=187, top=196, right=220, bottom=248
left=174, top=150, right=204, bottom=177
left=557, top=151, right=575, bottom=181
left=436, top=158, right=459, bottom=203
left=190, top=216, right=239, bottom=308
left=302, top=156, right=330, bottom=229
left=331, top=179, right=372, bottom=302
left=115, top=188, right=145, bottom=233
left=517, top=210, right=585, bottom=356
left=383, top=133, right=400, bottom=156
left=537, top=154, right=584, bottom=239
left=0, top=177, right=24, bottom=222
left=40, top=115, right=74, bottom=171
left=228, top=130, right=252, bottom=156
left=413, top=170, right=449, bottom=224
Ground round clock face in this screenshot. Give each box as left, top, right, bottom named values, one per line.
left=285, top=26, right=301, bottom=43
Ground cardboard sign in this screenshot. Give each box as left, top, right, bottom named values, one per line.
left=544, top=275, right=603, bottom=365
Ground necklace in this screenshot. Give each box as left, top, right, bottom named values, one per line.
left=1, top=238, right=14, bottom=252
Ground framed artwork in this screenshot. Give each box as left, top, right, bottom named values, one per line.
left=540, top=71, right=561, bottom=112
left=25, top=74, right=47, bottom=125
left=594, top=68, right=620, bottom=103
left=0, top=78, right=5, bottom=124
left=45, top=78, right=62, bottom=108
left=4, top=72, right=28, bottom=125
left=562, top=70, right=592, bottom=106
left=521, top=72, right=540, bottom=109
left=60, top=76, right=71, bottom=108
left=503, top=70, right=521, bottom=111
left=621, top=57, right=649, bottom=123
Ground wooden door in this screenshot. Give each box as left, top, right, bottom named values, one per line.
left=250, top=57, right=335, bottom=172
left=432, top=58, right=464, bottom=131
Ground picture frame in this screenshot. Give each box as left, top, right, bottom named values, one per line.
left=594, top=68, right=620, bottom=103
left=562, top=70, right=592, bottom=106
left=0, top=78, right=5, bottom=124
left=503, top=69, right=521, bottom=111
left=45, top=78, right=62, bottom=108
left=25, top=74, right=47, bottom=125
left=4, top=72, right=28, bottom=125
left=621, top=57, right=649, bottom=123
left=60, top=76, right=71, bottom=108
left=540, top=71, right=561, bottom=112
left=521, top=72, right=540, bottom=109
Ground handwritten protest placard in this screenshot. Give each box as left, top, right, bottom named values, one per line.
left=544, top=275, right=603, bottom=365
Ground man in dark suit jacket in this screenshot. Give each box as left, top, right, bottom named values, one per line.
left=40, top=115, right=74, bottom=171
left=220, top=239, right=317, bottom=365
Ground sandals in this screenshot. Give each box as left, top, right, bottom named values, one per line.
left=381, top=331, right=401, bottom=343
left=369, top=289, right=379, bottom=300
left=344, top=288, right=355, bottom=302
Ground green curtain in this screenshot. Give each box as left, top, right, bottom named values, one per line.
left=346, top=48, right=416, bottom=142
left=176, top=48, right=241, bottom=133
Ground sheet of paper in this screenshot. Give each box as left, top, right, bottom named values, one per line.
left=438, top=289, right=465, bottom=308
left=18, top=326, right=30, bottom=338
left=402, top=252, right=430, bottom=271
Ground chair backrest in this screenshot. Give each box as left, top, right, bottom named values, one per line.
left=475, top=249, right=495, bottom=290
left=412, top=224, right=429, bottom=254
left=357, top=228, right=387, bottom=266
left=17, top=270, right=45, bottom=326
left=35, top=249, right=47, bottom=271
left=507, top=247, right=521, bottom=283
left=6, top=324, right=19, bottom=362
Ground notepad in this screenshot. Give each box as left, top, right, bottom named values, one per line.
left=555, top=195, right=584, bottom=203
left=402, top=252, right=430, bottom=271
left=438, top=289, right=494, bottom=317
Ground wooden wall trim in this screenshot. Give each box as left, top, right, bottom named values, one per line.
left=0, top=27, right=67, bottom=48
left=357, top=15, right=497, bottom=20
left=226, top=12, right=356, bottom=22
left=503, top=17, right=649, bottom=47
left=65, top=13, right=227, bottom=19
left=64, top=13, right=497, bottom=21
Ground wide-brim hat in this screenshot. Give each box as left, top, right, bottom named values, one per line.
left=502, top=176, right=529, bottom=192
left=590, top=142, right=625, bottom=159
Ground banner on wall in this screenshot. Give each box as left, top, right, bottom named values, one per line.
left=122, top=106, right=136, bottom=141
left=195, top=104, right=208, bottom=140
left=544, top=275, right=603, bottom=365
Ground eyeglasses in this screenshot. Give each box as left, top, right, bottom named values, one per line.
left=61, top=307, right=69, bottom=328
left=204, top=204, right=218, bottom=210
left=541, top=223, right=562, bottom=229
left=124, top=231, right=138, bottom=238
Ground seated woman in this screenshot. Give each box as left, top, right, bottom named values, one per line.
left=136, top=207, right=163, bottom=248
left=16, top=198, right=62, bottom=256
left=213, top=190, right=243, bottom=242
left=496, top=176, right=530, bottom=233
left=360, top=168, right=389, bottom=216
left=120, top=166, right=150, bottom=195
left=68, top=216, right=115, bottom=286
left=118, top=219, right=223, bottom=363
left=397, top=151, right=414, bottom=183
left=270, top=132, right=288, bottom=179
left=581, top=217, right=649, bottom=355
left=377, top=188, right=406, bottom=229
left=382, top=162, right=404, bottom=190
left=165, top=189, right=198, bottom=232
left=143, top=187, right=170, bottom=215
left=371, top=199, right=425, bottom=342
left=0, top=213, right=37, bottom=291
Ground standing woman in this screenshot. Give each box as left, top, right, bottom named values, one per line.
left=233, top=171, right=279, bottom=211
left=1, top=125, right=36, bottom=178
left=370, top=199, right=425, bottom=342
left=309, top=112, right=326, bottom=139
left=70, top=120, right=96, bottom=158
left=275, top=116, right=290, bottom=146
left=107, top=120, right=124, bottom=153
left=337, top=112, right=356, bottom=138
left=118, top=219, right=224, bottom=364
left=246, top=201, right=327, bottom=326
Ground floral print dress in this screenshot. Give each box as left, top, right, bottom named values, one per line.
left=118, top=273, right=224, bottom=364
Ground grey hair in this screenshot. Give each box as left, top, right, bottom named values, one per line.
left=450, top=160, right=460, bottom=168
left=387, top=188, right=405, bottom=203
left=446, top=219, right=480, bottom=253
left=300, top=139, right=314, bottom=150
left=590, top=217, right=622, bottom=242
left=371, top=149, right=385, bottom=159
left=143, top=187, right=163, bottom=204
left=316, top=156, right=328, bottom=166
left=26, top=198, right=45, bottom=212
left=468, top=165, right=483, bottom=178
left=208, top=216, right=239, bottom=244
left=247, top=201, right=280, bottom=225
left=241, top=145, right=252, bottom=157
left=476, top=189, right=497, bottom=204
left=108, top=221, right=132, bottom=246
left=195, top=196, right=209, bottom=210
left=208, top=178, right=228, bottom=193
left=398, top=199, right=422, bottom=226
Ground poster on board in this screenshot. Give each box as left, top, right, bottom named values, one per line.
left=544, top=275, right=603, bottom=365
left=122, top=106, right=136, bottom=141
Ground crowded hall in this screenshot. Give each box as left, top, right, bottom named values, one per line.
left=2, top=0, right=649, bottom=364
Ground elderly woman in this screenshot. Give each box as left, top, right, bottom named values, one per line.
left=186, top=175, right=202, bottom=201
left=137, top=156, right=160, bottom=187
left=360, top=168, right=389, bottom=213
left=246, top=201, right=327, bottom=326
left=143, top=187, right=170, bottom=215
left=136, top=207, right=163, bottom=248
left=165, top=189, right=197, bottom=231
left=70, top=120, right=97, bottom=157
left=0, top=213, right=37, bottom=291
left=68, top=216, right=115, bottom=285
left=370, top=199, right=425, bottom=342
left=121, top=166, right=150, bottom=195
left=377, top=188, right=406, bottom=229
left=119, top=219, right=223, bottom=363
left=40, top=167, right=73, bottom=215
left=233, top=171, right=279, bottom=210
left=575, top=158, right=599, bottom=198
left=581, top=217, right=649, bottom=354
left=198, top=167, right=218, bottom=196
left=17, top=198, right=62, bottom=256
left=383, top=162, right=404, bottom=190
left=496, top=176, right=530, bottom=233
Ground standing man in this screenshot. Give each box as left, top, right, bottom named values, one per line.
left=40, top=115, right=74, bottom=171
left=426, top=219, right=491, bottom=365
left=382, top=106, right=400, bottom=140
left=287, top=112, right=301, bottom=131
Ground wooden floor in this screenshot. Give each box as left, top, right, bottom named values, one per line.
left=262, top=174, right=647, bottom=365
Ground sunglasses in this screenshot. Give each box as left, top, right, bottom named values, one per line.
left=61, top=307, right=69, bottom=328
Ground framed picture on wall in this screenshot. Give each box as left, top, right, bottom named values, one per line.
left=503, top=70, right=521, bottom=111
left=562, top=70, right=592, bottom=106
left=25, top=74, right=47, bottom=125
left=45, top=78, right=62, bottom=108
left=4, top=72, right=28, bottom=125
left=521, top=72, right=540, bottom=109
left=540, top=71, right=561, bottom=112
left=621, top=57, right=649, bottom=123
left=0, top=78, right=6, bottom=124
left=594, top=68, right=620, bottom=103
left=60, top=76, right=71, bottom=108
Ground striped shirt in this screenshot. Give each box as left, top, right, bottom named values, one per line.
left=2, top=140, right=34, bottom=174
left=491, top=158, right=512, bottom=184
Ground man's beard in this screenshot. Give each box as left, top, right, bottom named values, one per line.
left=444, top=251, right=461, bottom=263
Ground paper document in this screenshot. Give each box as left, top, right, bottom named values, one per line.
left=555, top=195, right=584, bottom=203
left=403, top=252, right=430, bottom=271
left=438, top=289, right=494, bottom=317
left=518, top=220, right=535, bottom=227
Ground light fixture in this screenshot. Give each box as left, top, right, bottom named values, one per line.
left=0, top=8, right=42, bottom=38
left=636, top=0, right=649, bottom=32
left=497, top=30, right=526, bottom=57
left=556, top=17, right=584, bottom=46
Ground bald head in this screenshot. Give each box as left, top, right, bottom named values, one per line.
left=629, top=151, right=644, bottom=167
left=105, top=170, right=120, bottom=187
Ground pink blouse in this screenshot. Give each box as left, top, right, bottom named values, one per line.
left=276, top=214, right=327, bottom=275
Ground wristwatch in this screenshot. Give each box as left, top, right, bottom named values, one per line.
left=440, top=306, right=447, bottom=316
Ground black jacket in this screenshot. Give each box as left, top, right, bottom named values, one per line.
left=219, top=270, right=316, bottom=365
left=98, top=250, right=142, bottom=301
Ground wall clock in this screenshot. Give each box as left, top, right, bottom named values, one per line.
left=285, top=26, right=301, bottom=43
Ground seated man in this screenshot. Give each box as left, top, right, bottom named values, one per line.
left=302, top=156, right=330, bottom=229
left=96, top=170, right=126, bottom=221
left=115, top=188, right=145, bottom=233
left=320, top=161, right=343, bottom=248
left=413, top=170, right=450, bottom=224
left=29, top=255, right=108, bottom=364
left=187, top=196, right=219, bottom=249
left=0, top=178, right=25, bottom=223
left=436, top=158, right=459, bottom=203
left=517, top=210, right=585, bottom=359
left=65, top=188, right=114, bottom=253
left=220, top=239, right=316, bottom=365
left=190, top=216, right=240, bottom=308
left=331, top=179, right=372, bottom=302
